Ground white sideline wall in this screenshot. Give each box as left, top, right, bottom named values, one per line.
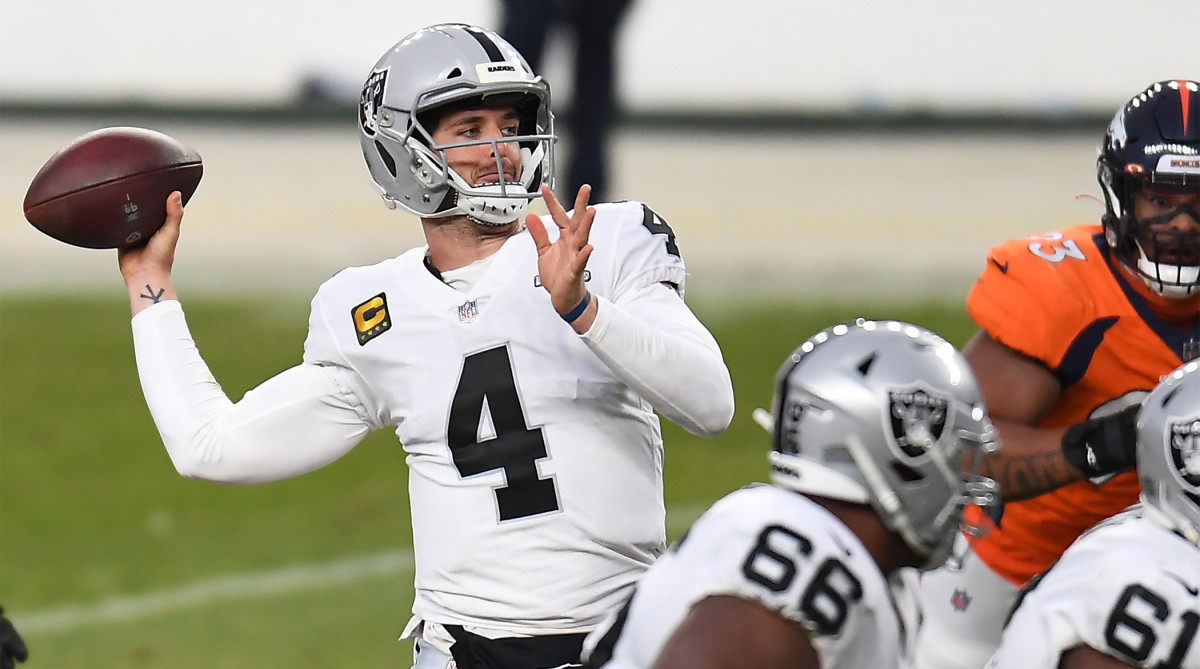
left=0, top=1, right=1196, bottom=113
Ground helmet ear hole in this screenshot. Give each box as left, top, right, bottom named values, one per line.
left=890, top=462, right=924, bottom=483
left=374, top=141, right=398, bottom=178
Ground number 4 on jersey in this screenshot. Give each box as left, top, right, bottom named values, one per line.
left=447, top=345, right=560, bottom=522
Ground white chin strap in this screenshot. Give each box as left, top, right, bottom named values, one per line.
left=456, top=184, right=534, bottom=226
left=448, top=145, right=542, bottom=226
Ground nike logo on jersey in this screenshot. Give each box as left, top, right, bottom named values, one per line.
left=990, top=257, right=1009, bottom=274
left=1166, top=572, right=1200, bottom=596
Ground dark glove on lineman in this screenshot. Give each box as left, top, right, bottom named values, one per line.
left=1061, top=403, right=1141, bottom=480
left=0, top=607, right=28, bottom=669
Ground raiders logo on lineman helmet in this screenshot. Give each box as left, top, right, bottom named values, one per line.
left=888, top=387, right=949, bottom=458
left=1138, top=361, right=1200, bottom=545
left=765, top=319, right=1000, bottom=570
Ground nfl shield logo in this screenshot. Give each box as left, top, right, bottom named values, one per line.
left=888, top=387, right=949, bottom=458
left=458, top=300, right=479, bottom=323
left=1169, top=420, right=1200, bottom=488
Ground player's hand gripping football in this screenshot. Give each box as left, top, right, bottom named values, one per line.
left=527, top=184, right=597, bottom=330
left=118, top=191, right=183, bottom=315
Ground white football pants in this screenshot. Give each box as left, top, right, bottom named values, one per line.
left=911, top=535, right=1020, bottom=669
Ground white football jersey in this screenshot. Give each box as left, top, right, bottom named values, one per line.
left=302, top=201, right=689, bottom=633
left=986, top=506, right=1200, bottom=668
left=583, top=484, right=919, bottom=669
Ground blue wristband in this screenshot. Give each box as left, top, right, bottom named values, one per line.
left=562, top=291, right=591, bottom=324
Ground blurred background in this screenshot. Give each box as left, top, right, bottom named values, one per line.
left=2, top=1, right=1198, bottom=667
left=3, top=0, right=1198, bottom=300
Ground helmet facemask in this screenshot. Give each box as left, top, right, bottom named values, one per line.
left=1102, top=176, right=1200, bottom=298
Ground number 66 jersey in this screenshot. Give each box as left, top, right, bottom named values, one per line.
left=986, top=506, right=1200, bottom=668
left=582, top=484, right=920, bottom=669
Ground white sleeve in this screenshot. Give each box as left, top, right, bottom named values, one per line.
left=131, top=300, right=373, bottom=484
left=579, top=282, right=734, bottom=438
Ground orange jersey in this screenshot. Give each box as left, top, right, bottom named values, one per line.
left=966, top=224, right=1198, bottom=586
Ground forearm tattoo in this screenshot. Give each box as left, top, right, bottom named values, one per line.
left=986, top=453, right=1077, bottom=501
left=140, top=284, right=165, bottom=304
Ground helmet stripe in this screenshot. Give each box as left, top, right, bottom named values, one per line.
left=461, top=26, right=505, bottom=62
left=1178, top=79, right=1192, bottom=135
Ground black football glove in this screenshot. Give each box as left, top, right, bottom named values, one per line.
left=0, top=607, right=28, bottom=669
left=1061, top=403, right=1140, bottom=481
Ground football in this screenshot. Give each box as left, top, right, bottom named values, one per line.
left=23, top=126, right=204, bottom=249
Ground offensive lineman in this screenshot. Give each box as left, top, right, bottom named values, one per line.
left=116, top=23, right=734, bottom=669
left=915, top=79, right=1200, bottom=668
left=581, top=320, right=1001, bottom=669
left=986, top=361, right=1200, bottom=668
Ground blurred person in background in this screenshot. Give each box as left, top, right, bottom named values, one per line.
left=582, top=320, right=1001, bottom=669
left=0, top=607, right=28, bottom=669
left=500, top=0, right=635, bottom=202
left=115, top=23, right=732, bottom=669
left=985, top=361, right=1200, bottom=669
left=914, top=79, right=1200, bottom=668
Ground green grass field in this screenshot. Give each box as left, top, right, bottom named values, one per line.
left=0, top=294, right=975, bottom=667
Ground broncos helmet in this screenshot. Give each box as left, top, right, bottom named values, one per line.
left=766, top=319, right=1000, bottom=570
left=1098, top=79, right=1200, bottom=298
left=359, top=23, right=555, bottom=226
left=1138, top=361, right=1200, bottom=546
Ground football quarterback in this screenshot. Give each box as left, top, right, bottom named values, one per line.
left=116, top=22, right=734, bottom=669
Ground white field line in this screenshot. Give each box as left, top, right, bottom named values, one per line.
left=19, top=550, right=414, bottom=635
left=18, top=503, right=710, bottom=636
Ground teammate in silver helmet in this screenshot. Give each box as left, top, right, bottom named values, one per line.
left=986, top=361, right=1200, bottom=668
left=582, top=320, right=1000, bottom=669
left=115, top=22, right=734, bottom=669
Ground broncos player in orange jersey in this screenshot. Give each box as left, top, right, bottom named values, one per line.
left=913, top=79, right=1200, bottom=669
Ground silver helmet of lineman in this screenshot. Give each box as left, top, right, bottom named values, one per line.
left=1138, top=361, right=1200, bottom=545
left=767, top=320, right=1000, bottom=570
left=358, top=23, right=555, bottom=226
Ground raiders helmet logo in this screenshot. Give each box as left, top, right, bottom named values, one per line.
left=1169, top=420, right=1200, bottom=489
left=360, top=68, right=388, bottom=138
left=888, top=387, right=949, bottom=458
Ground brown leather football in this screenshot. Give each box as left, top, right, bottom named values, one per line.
left=23, top=127, right=203, bottom=249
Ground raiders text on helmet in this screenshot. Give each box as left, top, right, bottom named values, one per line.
left=765, top=319, right=1000, bottom=570
left=1098, top=80, right=1200, bottom=298
left=358, top=23, right=556, bottom=226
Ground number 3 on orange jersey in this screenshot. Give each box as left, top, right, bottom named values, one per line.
left=1027, top=231, right=1087, bottom=263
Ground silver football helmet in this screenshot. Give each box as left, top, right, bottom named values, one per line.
left=358, top=23, right=555, bottom=225
left=766, top=319, right=1000, bottom=570
left=1138, top=361, right=1200, bottom=546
